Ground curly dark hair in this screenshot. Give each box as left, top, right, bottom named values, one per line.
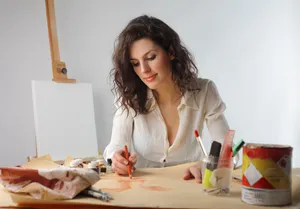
left=111, top=15, right=199, bottom=116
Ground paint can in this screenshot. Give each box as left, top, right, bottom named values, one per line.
left=242, top=143, right=293, bottom=206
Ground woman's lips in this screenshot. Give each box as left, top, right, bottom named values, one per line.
left=144, top=74, right=157, bottom=82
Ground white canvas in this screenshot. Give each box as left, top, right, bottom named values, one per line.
left=31, top=80, right=98, bottom=161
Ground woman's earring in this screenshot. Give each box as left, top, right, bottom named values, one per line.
left=170, top=55, right=175, bottom=60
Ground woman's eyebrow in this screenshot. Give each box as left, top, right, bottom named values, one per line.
left=130, top=49, right=157, bottom=60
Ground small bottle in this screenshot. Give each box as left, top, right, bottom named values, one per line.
left=105, top=159, right=113, bottom=174
left=70, top=159, right=84, bottom=168
left=96, top=159, right=107, bottom=174
left=88, top=161, right=100, bottom=174
left=96, top=159, right=105, bottom=166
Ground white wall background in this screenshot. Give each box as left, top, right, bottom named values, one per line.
left=0, top=0, right=51, bottom=166
left=0, top=0, right=299, bottom=167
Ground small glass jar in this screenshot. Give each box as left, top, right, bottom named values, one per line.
left=201, top=155, right=234, bottom=194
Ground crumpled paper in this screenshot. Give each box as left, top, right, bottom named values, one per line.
left=0, top=166, right=100, bottom=200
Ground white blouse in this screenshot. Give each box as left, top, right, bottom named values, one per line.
left=103, top=78, right=230, bottom=168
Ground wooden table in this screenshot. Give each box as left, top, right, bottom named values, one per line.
left=0, top=163, right=299, bottom=209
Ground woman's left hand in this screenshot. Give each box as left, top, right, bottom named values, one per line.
left=183, top=162, right=202, bottom=183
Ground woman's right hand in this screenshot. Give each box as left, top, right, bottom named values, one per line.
left=111, top=149, right=137, bottom=175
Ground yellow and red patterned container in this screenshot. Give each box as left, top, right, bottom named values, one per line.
left=242, top=143, right=293, bottom=206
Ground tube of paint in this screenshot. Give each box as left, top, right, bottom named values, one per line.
left=217, top=130, right=235, bottom=168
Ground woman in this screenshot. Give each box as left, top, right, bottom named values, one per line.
left=103, top=15, right=236, bottom=183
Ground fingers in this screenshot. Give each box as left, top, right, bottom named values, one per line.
left=112, top=160, right=128, bottom=175
left=183, top=168, right=192, bottom=180
left=189, top=166, right=202, bottom=183
left=111, top=149, right=138, bottom=175
left=183, top=164, right=202, bottom=184
left=112, top=149, right=133, bottom=175
left=113, top=150, right=128, bottom=165
left=129, top=152, right=137, bottom=166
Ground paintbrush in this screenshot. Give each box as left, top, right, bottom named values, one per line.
left=82, top=188, right=112, bottom=202
left=124, top=145, right=132, bottom=179
left=232, top=138, right=245, bottom=157
left=194, top=130, right=208, bottom=157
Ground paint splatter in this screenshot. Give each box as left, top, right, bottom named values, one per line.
left=102, top=181, right=131, bottom=192
left=140, top=185, right=171, bottom=191
left=101, top=177, right=144, bottom=192
left=101, top=176, right=171, bottom=192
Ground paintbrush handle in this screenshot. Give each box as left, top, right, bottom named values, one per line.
left=194, top=130, right=208, bottom=157
left=83, top=189, right=110, bottom=202
left=197, top=137, right=208, bottom=157
left=90, top=187, right=113, bottom=199
left=124, top=145, right=132, bottom=178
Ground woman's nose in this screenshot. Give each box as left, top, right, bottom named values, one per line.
left=140, top=62, right=151, bottom=73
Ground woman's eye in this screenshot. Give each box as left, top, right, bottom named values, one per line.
left=131, top=62, right=139, bottom=67
left=148, top=55, right=156, bottom=60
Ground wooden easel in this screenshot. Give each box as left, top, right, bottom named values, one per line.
left=45, top=0, right=76, bottom=83
left=28, top=0, right=77, bottom=162
left=29, top=0, right=101, bottom=163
